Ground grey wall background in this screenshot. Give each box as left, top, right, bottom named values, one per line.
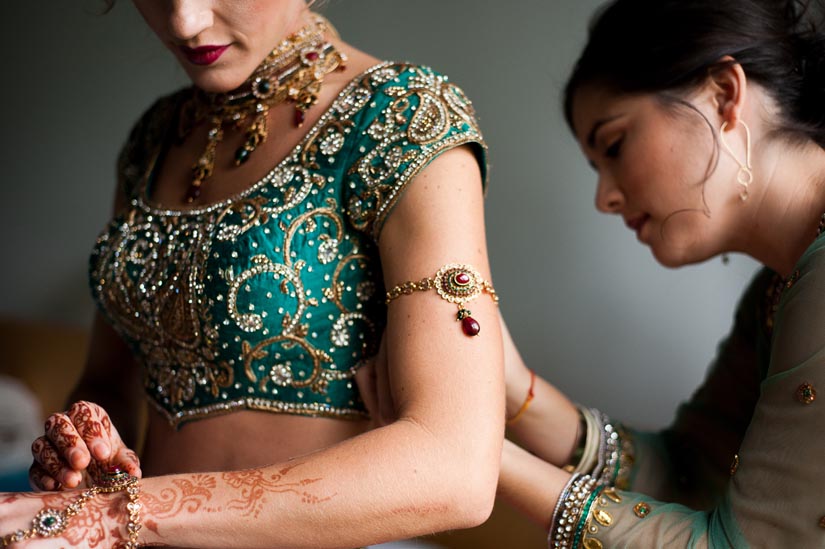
left=0, top=1, right=759, bottom=430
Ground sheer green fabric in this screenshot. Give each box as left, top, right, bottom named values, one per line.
left=583, top=235, right=825, bottom=547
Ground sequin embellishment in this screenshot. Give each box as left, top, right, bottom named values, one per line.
left=90, top=63, right=486, bottom=427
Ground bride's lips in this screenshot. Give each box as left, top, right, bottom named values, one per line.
left=179, top=45, right=229, bottom=66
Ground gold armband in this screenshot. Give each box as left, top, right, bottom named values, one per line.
left=385, top=263, right=498, bottom=336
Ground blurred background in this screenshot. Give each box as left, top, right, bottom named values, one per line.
left=0, top=1, right=759, bottom=546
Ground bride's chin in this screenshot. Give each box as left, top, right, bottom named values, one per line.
left=186, top=71, right=250, bottom=93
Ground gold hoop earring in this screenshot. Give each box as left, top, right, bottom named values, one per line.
left=719, top=120, right=753, bottom=201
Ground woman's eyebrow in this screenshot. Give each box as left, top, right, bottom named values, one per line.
left=586, top=114, right=623, bottom=148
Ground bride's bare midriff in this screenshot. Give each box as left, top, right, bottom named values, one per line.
left=139, top=409, right=369, bottom=549
left=141, top=407, right=370, bottom=476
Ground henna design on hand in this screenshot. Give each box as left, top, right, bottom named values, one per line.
left=29, top=462, right=58, bottom=491
left=122, top=449, right=139, bottom=465
left=45, top=413, right=81, bottom=453
left=69, top=401, right=111, bottom=443
left=31, top=437, right=65, bottom=486
left=39, top=491, right=128, bottom=548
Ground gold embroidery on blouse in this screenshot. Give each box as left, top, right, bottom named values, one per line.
left=232, top=201, right=370, bottom=395
left=91, top=62, right=483, bottom=427
left=348, top=66, right=485, bottom=238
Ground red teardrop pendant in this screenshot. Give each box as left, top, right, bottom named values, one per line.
left=461, top=316, right=480, bottom=336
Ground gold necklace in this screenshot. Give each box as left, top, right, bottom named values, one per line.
left=765, top=212, right=825, bottom=332
left=178, top=14, right=346, bottom=203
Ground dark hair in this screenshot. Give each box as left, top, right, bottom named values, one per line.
left=564, top=0, right=825, bottom=148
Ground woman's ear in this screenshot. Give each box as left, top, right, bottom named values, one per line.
left=709, top=56, right=749, bottom=129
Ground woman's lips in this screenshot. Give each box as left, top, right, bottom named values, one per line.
left=179, top=45, right=229, bottom=66
left=625, top=214, right=650, bottom=239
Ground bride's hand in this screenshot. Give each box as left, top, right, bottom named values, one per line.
left=0, top=489, right=125, bottom=549
left=29, top=401, right=141, bottom=491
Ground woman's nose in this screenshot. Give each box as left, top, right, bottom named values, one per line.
left=594, top=174, right=625, bottom=214
left=168, top=0, right=214, bottom=41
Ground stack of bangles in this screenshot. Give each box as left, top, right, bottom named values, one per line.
left=548, top=406, right=635, bottom=549
left=1, top=467, right=141, bottom=548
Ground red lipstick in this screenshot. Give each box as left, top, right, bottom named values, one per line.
left=179, top=45, right=229, bottom=66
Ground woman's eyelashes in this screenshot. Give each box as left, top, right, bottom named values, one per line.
left=604, top=137, right=624, bottom=159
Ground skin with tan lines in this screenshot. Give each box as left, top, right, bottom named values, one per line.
left=0, top=1, right=504, bottom=547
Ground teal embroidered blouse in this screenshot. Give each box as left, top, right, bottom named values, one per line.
left=89, top=63, right=487, bottom=428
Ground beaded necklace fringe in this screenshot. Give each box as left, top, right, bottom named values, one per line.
left=178, top=14, right=347, bottom=203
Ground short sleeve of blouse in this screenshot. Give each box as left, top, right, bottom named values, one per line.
left=116, top=91, right=184, bottom=201
left=344, top=64, right=488, bottom=240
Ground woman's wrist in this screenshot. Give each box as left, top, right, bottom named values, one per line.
left=0, top=468, right=142, bottom=549
left=505, top=362, right=534, bottom=417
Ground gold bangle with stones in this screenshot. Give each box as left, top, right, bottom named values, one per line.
left=385, top=263, right=498, bottom=337
left=0, top=466, right=141, bottom=548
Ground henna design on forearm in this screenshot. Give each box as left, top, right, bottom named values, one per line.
left=141, top=474, right=219, bottom=518
left=137, top=464, right=335, bottom=544
left=221, top=465, right=333, bottom=518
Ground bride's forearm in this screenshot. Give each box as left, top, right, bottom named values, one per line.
left=138, top=418, right=499, bottom=548
left=498, top=439, right=569, bottom=531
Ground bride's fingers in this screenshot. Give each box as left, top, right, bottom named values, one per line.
left=28, top=461, right=58, bottom=492
left=44, top=412, right=89, bottom=471
left=31, top=437, right=81, bottom=489
left=67, top=401, right=115, bottom=463
left=112, top=447, right=142, bottom=478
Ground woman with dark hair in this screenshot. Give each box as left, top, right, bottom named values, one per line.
left=363, top=0, right=825, bottom=547
left=0, top=1, right=503, bottom=548
left=494, top=0, right=825, bottom=546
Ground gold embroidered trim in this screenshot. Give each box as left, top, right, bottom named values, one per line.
left=148, top=395, right=368, bottom=429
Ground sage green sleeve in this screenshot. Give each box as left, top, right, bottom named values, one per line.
left=580, top=239, right=825, bottom=547
left=627, top=269, right=773, bottom=510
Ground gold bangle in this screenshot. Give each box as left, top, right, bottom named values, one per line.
left=0, top=467, right=141, bottom=548
left=506, top=369, right=536, bottom=425
left=97, top=467, right=142, bottom=549
left=385, top=263, right=498, bottom=337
